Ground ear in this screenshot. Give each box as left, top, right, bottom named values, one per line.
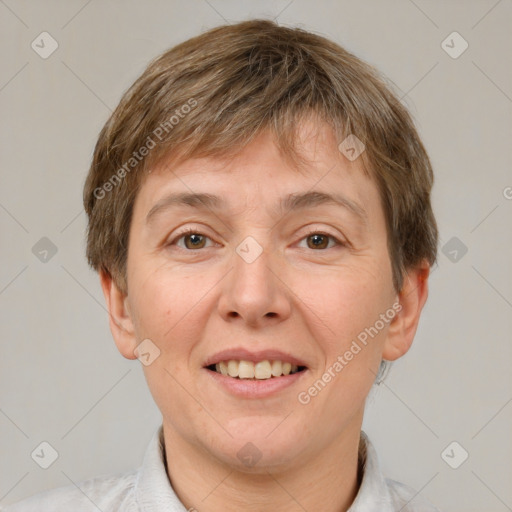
left=382, top=260, right=430, bottom=361
left=99, top=269, right=138, bottom=360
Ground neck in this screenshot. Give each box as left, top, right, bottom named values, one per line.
left=162, top=422, right=363, bottom=512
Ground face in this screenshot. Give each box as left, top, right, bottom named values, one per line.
left=109, top=122, right=419, bottom=472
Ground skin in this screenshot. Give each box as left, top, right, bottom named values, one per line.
left=101, top=121, right=430, bottom=512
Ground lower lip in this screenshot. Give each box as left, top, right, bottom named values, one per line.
left=203, top=368, right=308, bottom=399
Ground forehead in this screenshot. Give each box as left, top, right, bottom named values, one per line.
left=133, top=122, right=382, bottom=228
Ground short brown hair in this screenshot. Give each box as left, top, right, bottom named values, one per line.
left=84, top=19, right=438, bottom=295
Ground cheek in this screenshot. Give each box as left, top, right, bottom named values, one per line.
left=128, top=263, right=195, bottom=336
left=128, top=266, right=212, bottom=383
left=130, top=269, right=206, bottom=423
left=332, top=277, right=393, bottom=363
left=299, top=263, right=393, bottom=402
left=313, top=268, right=389, bottom=338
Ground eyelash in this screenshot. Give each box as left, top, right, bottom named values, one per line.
left=168, top=227, right=345, bottom=251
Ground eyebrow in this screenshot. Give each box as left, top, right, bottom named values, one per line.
left=146, top=190, right=368, bottom=225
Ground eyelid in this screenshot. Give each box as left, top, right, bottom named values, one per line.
left=168, top=226, right=216, bottom=249
left=298, top=227, right=346, bottom=248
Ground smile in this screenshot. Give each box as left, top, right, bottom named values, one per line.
left=207, top=359, right=306, bottom=380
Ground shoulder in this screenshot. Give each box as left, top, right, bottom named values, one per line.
left=386, top=478, right=442, bottom=512
left=2, top=469, right=139, bottom=512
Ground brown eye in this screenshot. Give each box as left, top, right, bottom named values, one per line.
left=307, top=233, right=330, bottom=249
left=183, top=233, right=207, bottom=249
left=170, top=229, right=213, bottom=250
left=298, top=231, right=343, bottom=250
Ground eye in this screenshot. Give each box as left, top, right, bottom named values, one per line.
left=298, top=230, right=344, bottom=250
left=170, top=228, right=215, bottom=250
left=168, top=228, right=345, bottom=251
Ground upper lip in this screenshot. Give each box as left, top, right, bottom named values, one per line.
left=203, top=348, right=308, bottom=368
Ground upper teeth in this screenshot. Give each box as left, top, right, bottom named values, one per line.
left=214, top=360, right=300, bottom=379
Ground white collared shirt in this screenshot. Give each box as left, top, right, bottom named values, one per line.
left=3, top=427, right=441, bottom=511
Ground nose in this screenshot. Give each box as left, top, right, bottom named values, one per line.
left=217, top=241, right=292, bottom=328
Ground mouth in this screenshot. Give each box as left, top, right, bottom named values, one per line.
left=202, top=349, right=309, bottom=398
left=206, top=359, right=307, bottom=380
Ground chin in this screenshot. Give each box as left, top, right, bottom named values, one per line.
left=205, top=417, right=309, bottom=472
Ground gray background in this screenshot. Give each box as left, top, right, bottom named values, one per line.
left=1, top=1, right=511, bottom=510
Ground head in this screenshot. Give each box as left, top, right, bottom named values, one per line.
left=84, top=19, right=438, bottom=470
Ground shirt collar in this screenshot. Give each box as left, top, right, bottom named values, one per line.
left=135, top=426, right=189, bottom=511
left=135, top=426, right=394, bottom=512
left=348, top=431, right=395, bottom=511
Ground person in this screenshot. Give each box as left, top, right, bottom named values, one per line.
left=5, top=18, right=441, bottom=512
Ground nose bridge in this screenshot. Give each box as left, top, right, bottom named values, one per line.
left=219, top=234, right=290, bottom=324
left=234, top=235, right=273, bottom=292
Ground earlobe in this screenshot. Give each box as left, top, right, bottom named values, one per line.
left=382, top=261, right=430, bottom=361
left=99, top=270, right=138, bottom=360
